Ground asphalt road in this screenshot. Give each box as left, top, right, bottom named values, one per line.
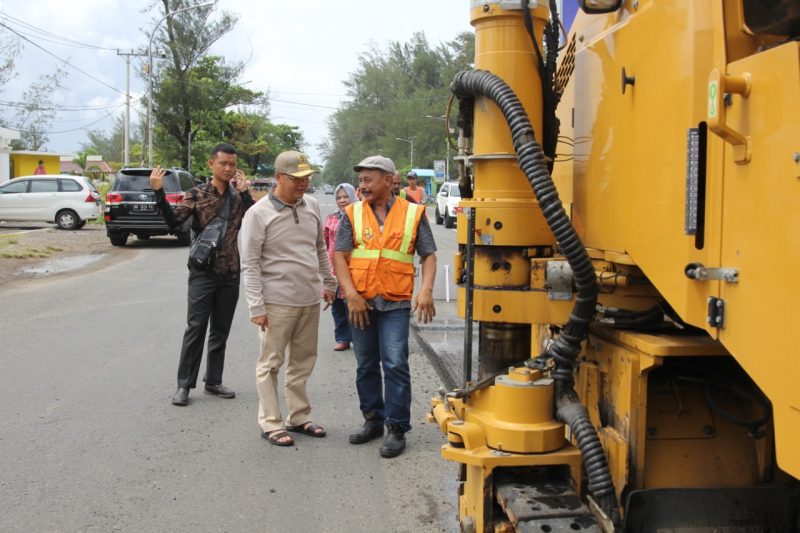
left=0, top=192, right=461, bottom=532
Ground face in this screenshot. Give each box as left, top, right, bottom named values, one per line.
left=407, top=176, right=417, bottom=188
left=391, top=173, right=402, bottom=194
left=335, top=189, right=352, bottom=210
left=358, top=169, right=392, bottom=203
left=207, top=151, right=238, bottom=182
left=275, top=172, right=309, bottom=202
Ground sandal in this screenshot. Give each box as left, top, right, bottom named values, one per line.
left=286, top=422, right=327, bottom=438
left=262, top=429, right=294, bottom=447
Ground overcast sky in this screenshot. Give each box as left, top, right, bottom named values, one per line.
left=0, top=0, right=474, bottom=164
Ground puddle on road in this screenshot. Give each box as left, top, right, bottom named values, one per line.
left=22, top=254, right=106, bottom=275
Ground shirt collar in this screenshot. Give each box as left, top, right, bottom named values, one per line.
left=268, top=192, right=306, bottom=211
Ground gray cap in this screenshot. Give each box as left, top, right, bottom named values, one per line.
left=353, top=155, right=396, bottom=174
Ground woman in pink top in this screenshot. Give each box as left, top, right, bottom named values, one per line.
left=323, top=183, right=357, bottom=350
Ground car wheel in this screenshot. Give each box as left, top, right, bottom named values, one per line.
left=56, top=209, right=80, bottom=230
left=77, top=220, right=87, bottom=229
left=444, top=211, right=455, bottom=228
left=435, top=206, right=444, bottom=225
left=108, top=231, right=128, bottom=247
left=177, top=231, right=191, bottom=246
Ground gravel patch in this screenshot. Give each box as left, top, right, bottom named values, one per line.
left=0, top=222, right=122, bottom=286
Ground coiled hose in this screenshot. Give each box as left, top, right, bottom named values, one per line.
left=451, top=69, right=618, bottom=518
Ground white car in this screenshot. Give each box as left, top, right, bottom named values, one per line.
left=435, top=181, right=461, bottom=228
left=0, top=175, right=101, bottom=230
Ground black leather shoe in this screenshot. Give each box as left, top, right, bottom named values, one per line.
left=349, top=418, right=384, bottom=444
left=380, top=427, right=406, bottom=458
left=204, top=383, right=235, bottom=398
left=172, top=388, right=189, bottom=406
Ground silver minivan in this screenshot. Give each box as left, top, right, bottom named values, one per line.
left=0, top=174, right=101, bottom=230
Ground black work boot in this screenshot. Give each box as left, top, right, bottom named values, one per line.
left=379, top=425, right=406, bottom=458
left=349, top=417, right=384, bottom=444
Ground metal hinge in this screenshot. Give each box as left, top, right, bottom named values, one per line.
left=708, top=297, right=725, bottom=328
left=685, top=262, right=739, bottom=283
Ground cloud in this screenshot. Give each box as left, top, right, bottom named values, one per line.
left=2, top=0, right=471, bottom=161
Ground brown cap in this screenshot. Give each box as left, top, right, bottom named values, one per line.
left=353, top=155, right=396, bottom=174
left=275, top=150, right=318, bottom=178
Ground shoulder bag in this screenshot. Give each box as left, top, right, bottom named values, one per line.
left=188, top=189, right=236, bottom=270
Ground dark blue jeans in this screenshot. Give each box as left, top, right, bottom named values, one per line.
left=331, top=297, right=352, bottom=344
left=350, top=307, right=412, bottom=433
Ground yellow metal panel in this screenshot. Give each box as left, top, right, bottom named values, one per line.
left=456, top=200, right=556, bottom=247
left=456, top=287, right=573, bottom=325
left=568, top=1, right=724, bottom=332
left=717, top=42, right=800, bottom=480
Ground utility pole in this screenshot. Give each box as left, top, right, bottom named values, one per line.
left=117, top=49, right=147, bottom=166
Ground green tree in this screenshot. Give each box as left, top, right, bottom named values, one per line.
left=320, top=31, right=473, bottom=184
left=72, top=149, right=98, bottom=173
left=147, top=0, right=261, bottom=169
left=82, top=113, right=140, bottom=164
left=12, top=68, right=65, bottom=151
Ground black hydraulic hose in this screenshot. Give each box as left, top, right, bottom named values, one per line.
left=451, top=69, right=618, bottom=518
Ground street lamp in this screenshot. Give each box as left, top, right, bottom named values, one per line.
left=395, top=137, right=414, bottom=168
left=147, top=2, right=215, bottom=167
left=426, top=114, right=452, bottom=180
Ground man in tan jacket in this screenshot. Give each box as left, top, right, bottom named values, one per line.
left=240, top=150, right=337, bottom=447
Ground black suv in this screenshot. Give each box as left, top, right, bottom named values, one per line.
left=105, top=167, right=195, bottom=246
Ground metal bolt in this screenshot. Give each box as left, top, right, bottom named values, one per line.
left=492, top=305, right=502, bottom=313
left=794, top=152, right=800, bottom=163
left=494, top=221, right=503, bottom=230
left=647, top=426, right=657, bottom=437
left=703, top=425, right=715, bottom=436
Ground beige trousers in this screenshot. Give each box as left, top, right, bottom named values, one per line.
left=256, top=303, right=321, bottom=433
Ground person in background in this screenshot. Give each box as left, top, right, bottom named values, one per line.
left=34, top=160, right=46, bottom=175
left=151, top=143, right=254, bottom=406
left=334, top=155, right=437, bottom=458
left=392, top=171, right=406, bottom=199
left=240, top=150, right=337, bottom=447
left=403, top=171, right=425, bottom=204
left=323, top=183, right=358, bottom=351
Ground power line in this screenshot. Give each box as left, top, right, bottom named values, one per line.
left=5, top=107, right=119, bottom=134
left=0, top=11, right=117, bottom=51
left=0, top=100, right=131, bottom=112
left=0, top=22, right=126, bottom=97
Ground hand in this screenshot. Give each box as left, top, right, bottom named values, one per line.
left=322, top=290, right=336, bottom=311
left=412, top=288, right=436, bottom=324
left=232, top=170, right=248, bottom=192
left=347, top=293, right=372, bottom=330
left=251, top=314, right=268, bottom=331
left=149, top=166, right=165, bottom=190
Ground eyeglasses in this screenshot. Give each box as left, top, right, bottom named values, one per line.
left=279, top=173, right=310, bottom=184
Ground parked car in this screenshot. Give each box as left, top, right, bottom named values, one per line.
left=0, top=174, right=100, bottom=230
left=104, top=167, right=195, bottom=246
left=324, top=184, right=335, bottom=195
left=435, top=181, right=461, bottom=228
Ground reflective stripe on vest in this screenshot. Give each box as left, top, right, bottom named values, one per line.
left=350, top=201, right=420, bottom=264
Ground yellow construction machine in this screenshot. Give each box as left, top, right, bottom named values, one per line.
left=430, top=0, right=800, bottom=530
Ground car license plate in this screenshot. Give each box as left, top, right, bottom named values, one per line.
left=132, top=203, right=154, bottom=212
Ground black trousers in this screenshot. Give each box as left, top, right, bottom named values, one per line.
left=176, top=268, right=240, bottom=389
